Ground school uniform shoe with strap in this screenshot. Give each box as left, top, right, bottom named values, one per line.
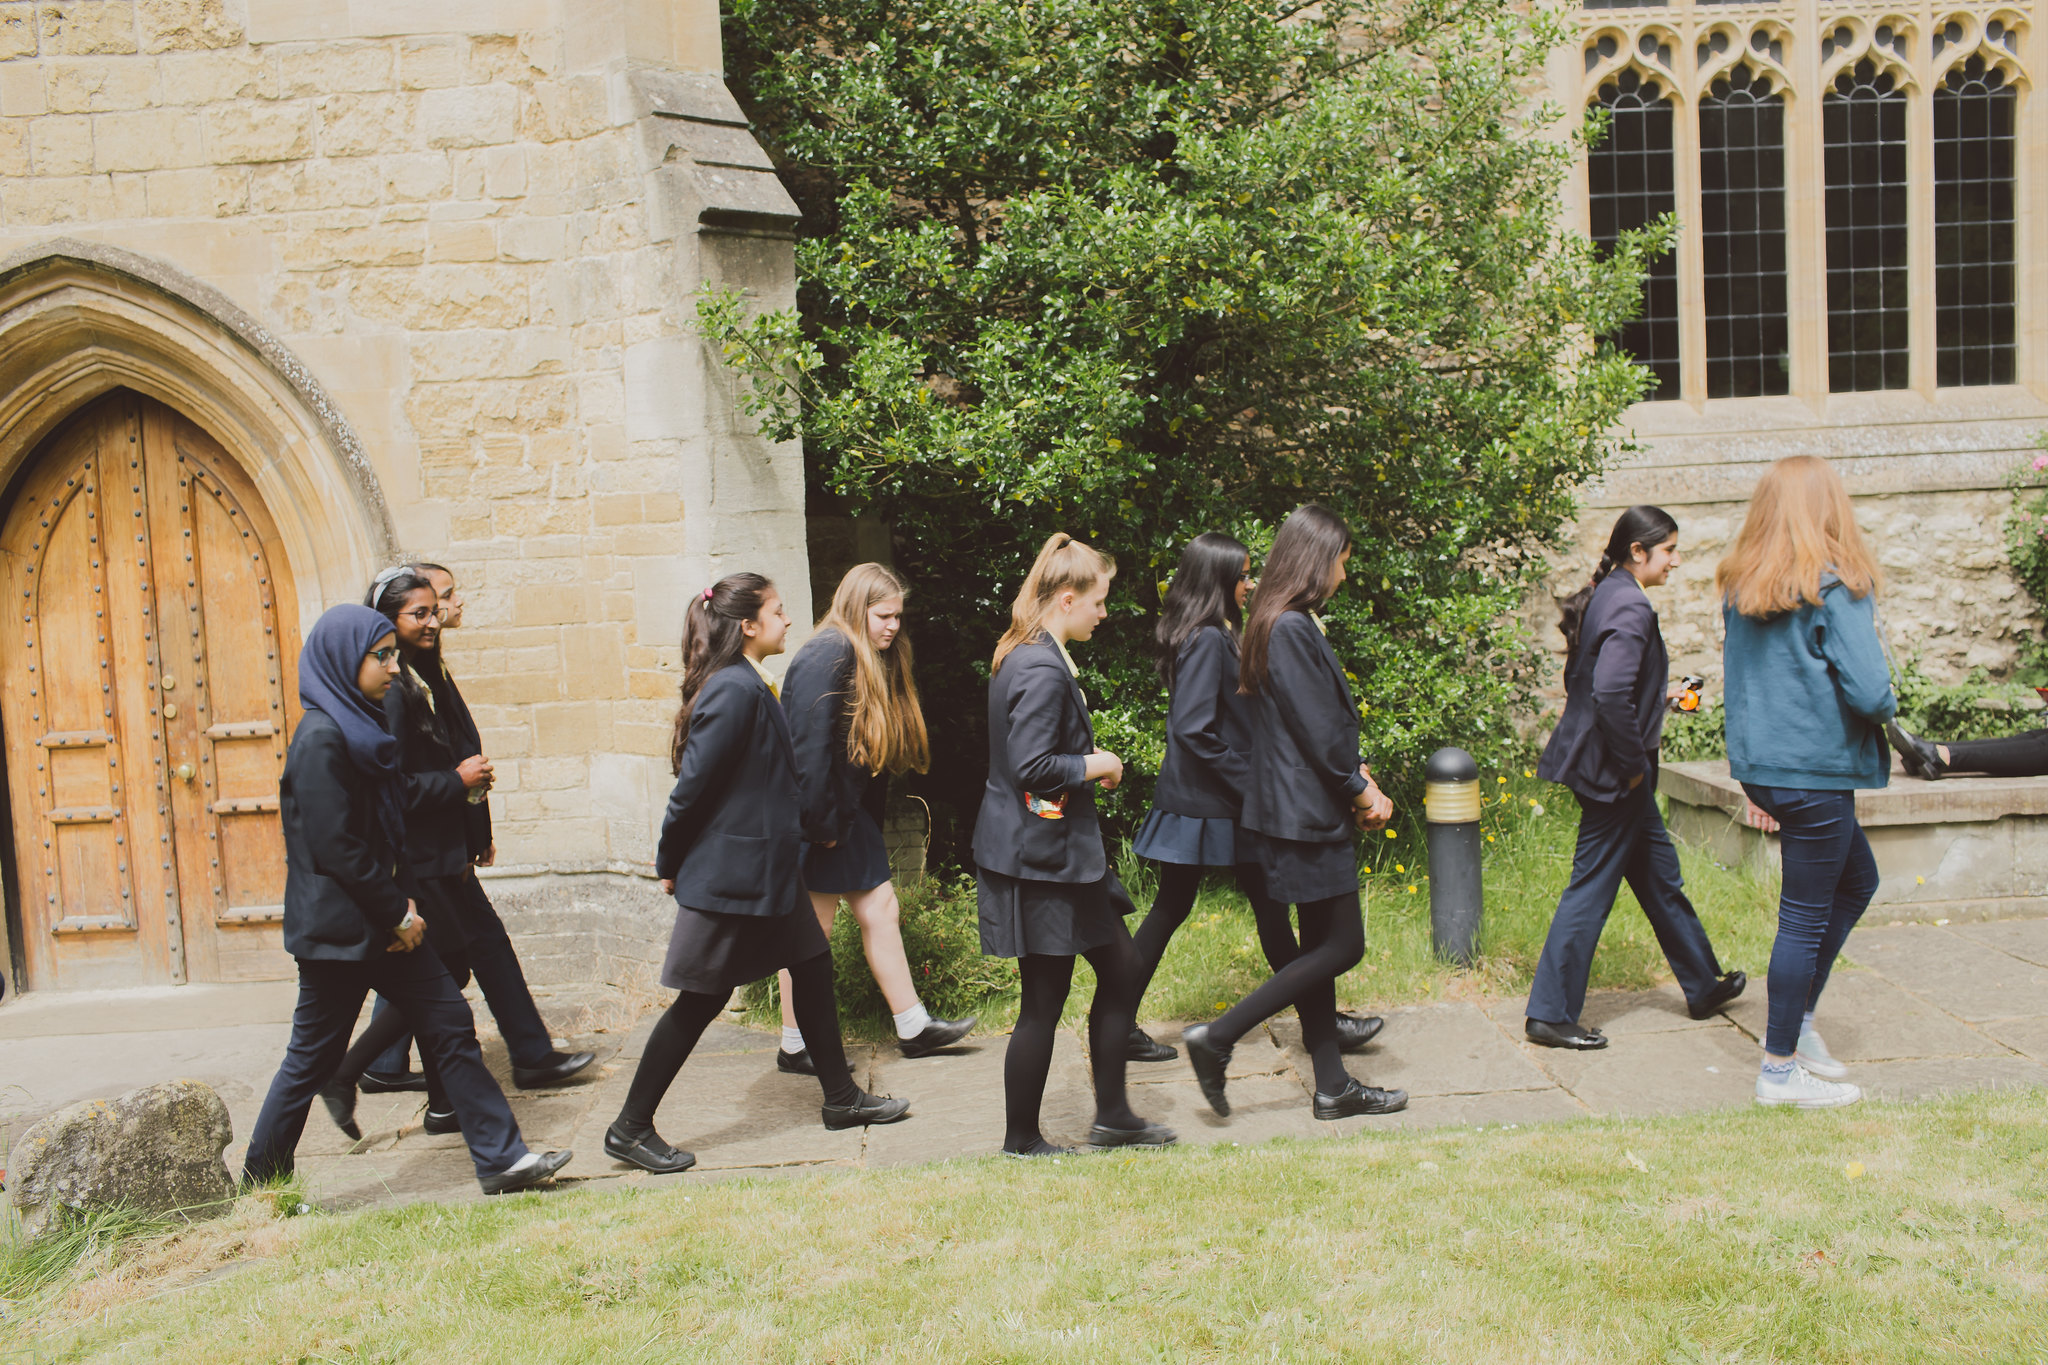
left=604, top=1123, right=697, bottom=1175
left=822, top=1091, right=912, bottom=1130
left=479, top=1149, right=573, bottom=1195
left=1755, top=1065, right=1861, bottom=1109
left=1312, top=1079, right=1409, bottom=1120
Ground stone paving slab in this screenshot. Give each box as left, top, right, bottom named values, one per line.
left=6, top=914, right=2048, bottom=1214
left=1846, top=925, right=2048, bottom=1022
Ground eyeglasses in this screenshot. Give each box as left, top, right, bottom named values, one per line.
left=400, top=606, right=439, bottom=623
left=367, top=647, right=399, bottom=664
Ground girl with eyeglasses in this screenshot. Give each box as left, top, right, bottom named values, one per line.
left=1124, top=533, right=1383, bottom=1064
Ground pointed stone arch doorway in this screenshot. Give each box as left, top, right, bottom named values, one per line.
left=0, top=240, right=397, bottom=993
left=1, top=391, right=303, bottom=989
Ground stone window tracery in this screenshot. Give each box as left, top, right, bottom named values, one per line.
left=1590, top=70, right=1684, bottom=399
left=1935, top=54, right=2020, bottom=385
left=1700, top=63, right=1791, bottom=397
left=1825, top=60, right=1912, bottom=390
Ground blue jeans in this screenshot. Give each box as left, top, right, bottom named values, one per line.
left=1742, top=784, right=1880, bottom=1057
left=1527, top=780, right=1724, bottom=1026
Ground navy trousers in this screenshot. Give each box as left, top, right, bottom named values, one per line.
left=244, top=948, right=528, bottom=1184
left=368, top=871, right=554, bottom=1076
left=1741, top=784, right=1879, bottom=1057
left=1527, top=780, right=1724, bottom=1026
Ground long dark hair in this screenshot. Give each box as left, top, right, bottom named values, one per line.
left=671, top=572, right=774, bottom=773
left=363, top=567, right=433, bottom=615
left=1239, top=505, right=1353, bottom=696
left=1155, top=532, right=1249, bottom=684
left=364, top=569, right=444, bottom=754
left=1558, top=505, right=1679, bottom=664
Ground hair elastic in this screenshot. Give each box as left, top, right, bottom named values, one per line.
left=702, top=586, right=714, bottom=602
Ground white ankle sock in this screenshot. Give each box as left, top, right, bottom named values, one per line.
left=893, top=1001, right=933, bottom=1040
left=1801, top=1010, right=1816, bottom=1033
left=781, top=1026, right=805, bottom=1054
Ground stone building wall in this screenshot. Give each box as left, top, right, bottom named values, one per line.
left=0, top=0, right=808, bottom=902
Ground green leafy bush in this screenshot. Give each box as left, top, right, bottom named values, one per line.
left=712, top=0, right=1665, bottom=858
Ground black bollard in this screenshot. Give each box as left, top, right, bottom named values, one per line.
left=1424, top=746, right=1483, bottom=966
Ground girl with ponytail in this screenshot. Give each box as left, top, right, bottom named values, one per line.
left=973, top=533, right=1174, bottom=1156
left=1525, top=506, right=1743, bottom=1052
left=771, top=563, right=975, bottom=1075
left=1181, top=506, right=1405, bottom=1122
left=606, top=574, right=912, bottom=1174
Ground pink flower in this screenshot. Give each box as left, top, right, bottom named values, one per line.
left=2033, top=453, right=2048, bottom=471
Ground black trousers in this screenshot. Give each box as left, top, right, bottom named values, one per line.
left=1527, top=781, right=1723, bottom=1026
left=368, top=870, right=555, bottom=1075
left=244, top=949, right=528, bottom=1184
left=1943, top=727, right=2048, bottom=778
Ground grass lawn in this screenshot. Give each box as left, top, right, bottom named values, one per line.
left=8, top=1092, right=2046, bottom=1362
left=803, top=775, right=1785, bottom=1038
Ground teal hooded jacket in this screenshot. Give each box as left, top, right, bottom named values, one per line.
left=1722, top=574, right=1897, bottom=790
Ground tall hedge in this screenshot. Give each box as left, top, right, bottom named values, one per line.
left=710, top=0, right=1666, bottom=859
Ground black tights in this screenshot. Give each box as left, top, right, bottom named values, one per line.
left=1004, top=929, right=1144, bottom=1152
left=1208, top=891, right=1363, bottom=1094
left=1944, top=727, right=2048, bottom=778
left=615, top=951, right=859, bottom=1135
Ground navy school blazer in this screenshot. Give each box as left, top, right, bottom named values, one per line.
left=381, top=669, right=473, bottom=879
left=279, top=709, right=417, bottom=961
left=1536, top=571, right=1668, bottom=802
left=781, top=626, right=885, bottom=845
left=654, top=662, right=806, bottom=918
left=1239, top=612, right=1368, bottom=845
left=971, top=633, right=1106, bottom=883
left=1152, top=625, right=1254, bottom=821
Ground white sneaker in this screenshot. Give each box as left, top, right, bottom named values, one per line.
left=1794, top=1030, right=1848, bottom=1080
left=1755, top=1064, right=1861, bottom=1109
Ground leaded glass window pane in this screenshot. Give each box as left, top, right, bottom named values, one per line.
left=1699, top=63, right=1790, bottom=398
left=1935, top=58, right=2017, bottom=387
left=1823, top=61, right=1909, bottom=392
left=1589, top=69, right=1680, bottom=401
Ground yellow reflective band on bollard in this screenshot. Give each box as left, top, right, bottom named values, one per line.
left=1424, top=779, right=1481, bottom=824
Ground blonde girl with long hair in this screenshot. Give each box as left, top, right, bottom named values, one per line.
left=772, top=563, right=976, bottom=1074
left=973, top=534, right=1174, bottom=1156
left=1720, top=456, right=1896, bottom=1110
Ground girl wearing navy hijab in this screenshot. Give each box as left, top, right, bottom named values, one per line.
left=242, top=604, right=570, bottom=1196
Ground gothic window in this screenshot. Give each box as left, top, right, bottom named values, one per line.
left=1823, top=60, right=1910, bottom=392
left=1699, top=63, right=1790, bottom=397
left=1935, top=56, right=2017, bottom=387
left=1581, top=0, right=1668, bottom=8
left=1588, top=70, right=1681, bottom=401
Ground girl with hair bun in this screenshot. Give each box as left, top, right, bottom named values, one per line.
left=974, top=533, right=1175, bottom=1156
left=604, top=573, right=912, bottom=1175
left=1181, top=505, right=1405, bottom=1121
left=1526, top=505, right=1743, bottom=1052
left=772, top=562, right=975, bottom=1074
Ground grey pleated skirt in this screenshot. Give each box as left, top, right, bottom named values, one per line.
left=976, top=868, right=1136, bottom=959
left=1236, top=828, right=1359, bottom=905
left=659, top=901, right=829, bottom=996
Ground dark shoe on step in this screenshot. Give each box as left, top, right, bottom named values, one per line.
left=1887, top=722, right=1946, bottom=781
left=823, top=1091, right=912, bottom=1130
left=776, top=1047, right=816, bottom=1076
left=1687, top=970, right=1747, bottom=1020
left=513, top=1050, right=597, bottom=1090
left=1526, top=1018, right=1608, bottom=1050
left=357, top=1069, right=428, bottom=1094
left=422, top=1108, right=460, bottom=1136
left=604, top=1123, right=696, bottom=1174
left=898, top=1016, right=977, bottom=1058
left=1125, top=1026, right=1179, bottom=1063
left=1003, top=1138, right=1074, bottom=1159
left=479, top=1149, right=572, bottom=1196
left=1182, top=1023, right=1233, bottom=1117
left=318, top=1081, right=361, bottom=1141
left=1087, top=1120, right=1178, bottom=1148
left=1336, top=1012, right=1384, bottom=1052
left=1313, top=1078, right=1408, bottom=1120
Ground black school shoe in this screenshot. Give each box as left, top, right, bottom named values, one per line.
left=822, top=1091, right=912, bottom=1130
left=1687, top=971, right=1747, bottom=1021
left=514, top=1050, right=598, bottom=1090
left=1337, top=1012, right=1385, bottom=1052
left=1525, top=1018, right=1608, bottom=1050
left=1312, top=1079, right=1408, bottom=1120
left=317, top=1081, right=361, bottom=1141
left=899, top=1016, right=977, bottom=1058
left=423, top=1108, right=460, bottom=1136
left=776, top=1047, right=817, bottom=1076
left=1125, top=1027, right=1180, bottom=1063
left=1182, top=1023, right=1233, bottom=1117
left=1086, top=1120, right=1178, bottom=1148
left=480, top=1149, right=572, bottom=1196
left=1887, top=722, right=1947, bottom=780
left=604, top=1123, right=697, bottom=1174
left=358, top=1070, right=428, bottom=1094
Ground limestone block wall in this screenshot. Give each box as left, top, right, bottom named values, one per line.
left=1541, top=390, right=2048, bottom=699
left=0, top=0, right=809, bottom=885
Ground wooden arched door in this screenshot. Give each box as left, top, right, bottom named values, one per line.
left=1, top=391, right=300, bottom=989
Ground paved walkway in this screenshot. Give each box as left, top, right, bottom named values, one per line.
left=4, top=918, right=2046, bottom=1209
